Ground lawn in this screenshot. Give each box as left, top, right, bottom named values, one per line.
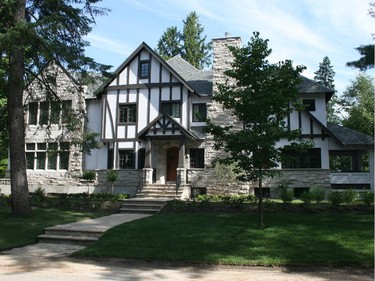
left=74, top=212, right=374, bottom=267
left=0, top=207, right=107, bottom=251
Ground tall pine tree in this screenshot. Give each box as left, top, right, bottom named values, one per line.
left=156, top=12, right=212, bottom=69
left=314, top=56, right=339, bottom=123
left=1, top=0, right=110, bottom=214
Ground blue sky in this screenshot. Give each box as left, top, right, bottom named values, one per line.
left=84, top=0, right=374, bottom=95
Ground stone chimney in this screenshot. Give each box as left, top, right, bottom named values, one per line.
left=212, top=36, right=242, bottom=94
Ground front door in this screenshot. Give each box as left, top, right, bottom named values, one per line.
left=166, top=147, right=179, bottom=181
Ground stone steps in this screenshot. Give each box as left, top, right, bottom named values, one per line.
left=119, top=199, right=169, bottom=214
left=136, top=184, right=183, bottom=199
left=38, top=228, right=103, bottom=246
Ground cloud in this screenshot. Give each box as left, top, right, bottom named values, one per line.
left=86, top=34, right=133, bottom=57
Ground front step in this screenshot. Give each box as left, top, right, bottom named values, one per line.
left=38, top=227, right=103, bottom=245
left=119, top=198, right=169, bottom=214
left=137, top=184, right=183, bottom=199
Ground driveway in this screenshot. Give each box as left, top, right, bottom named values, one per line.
left=0, top=243, right=373, bottom=281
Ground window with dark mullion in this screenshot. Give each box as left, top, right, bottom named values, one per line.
left=139, top=61, right=150, bottom=79
left=190, top=148, right=205, bottom=168
left=161, top=102, right=180, bottom=118
left=192, top=103, right=207, bottom=122
left=119, top=104, right=137, bottom=123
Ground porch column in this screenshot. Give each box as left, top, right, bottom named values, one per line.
left=143, top=138, right=153, bottom=185
left=144, top=138, right=152, bottom=168
left=177, top=138, right=187, bottom=185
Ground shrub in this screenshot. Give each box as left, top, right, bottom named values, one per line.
left=31, top=186, right=46, bottom=206
left=362, top=191, right=374, bottom=206
left=342, top=189, right=357, bottom=205
left=300, top=191, right=312, bottom=204
left=81, top=171, right=96, bottom=181
left=281, top=189, right=293, bottom=203
left=329, top=192, right=343, bottom=207
left=107, top=170, right=118, bottom=183
left=310, top=187, right=326, bottom=203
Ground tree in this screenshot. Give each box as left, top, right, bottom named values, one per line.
left=1, top=0, right=110, bottom=214
left=206, top=32, right=306, bottom=227
left=340, top=74, right=374, bottom=136
left=314, top=56, right=335, bottom=90
left=156, top=26, right=181, bottom=61
left=346, top=3, right=375, bottom=71
left=156, top=11, right=212, bottom=69
left=346, top=45, right=374, bottom=71
left=313, top=56, right=339, bottom=123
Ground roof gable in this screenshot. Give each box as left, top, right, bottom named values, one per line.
left=95, top=42, right=198, bottom=95
left=137, top=113, right=201, bottom=140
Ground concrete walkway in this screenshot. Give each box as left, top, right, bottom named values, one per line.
left=0, top=213, right=373, bottom=281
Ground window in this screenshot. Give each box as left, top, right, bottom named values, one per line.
left=59, top=143, right=70, bottom=170
left=192, top=104, right=207, bottom=122
left=190, top=148, right=205, bottom=168
left=303, top=99, right=316, bottom=111
left=28, top=103, right=38, bottom=125
left=162, top=102, right=180, bottom=118
left=61, top=100, right=72, bottom=124
left=25, top=142, right=70, bottom=170
left=119, top=104, right=136, bottom=123
left=50, top=101, right=60, bottom=124
left=39, top=102, right=49, bottom=125
left=139, top=61, right=150, bottom=79
left=119, top=150, right=134, bottom=169
left=26, top=100, right=72, bottom=125
left=282, top=148, right=321, bottom=169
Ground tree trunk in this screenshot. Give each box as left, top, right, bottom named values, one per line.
left=258, top=177, right=265, bottom=228
left=7, top=0, right=31, bottom=215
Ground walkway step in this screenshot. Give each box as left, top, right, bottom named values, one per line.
left=37, top=213, right=152, bottom=245
left=119, top=199, right=169, bottom=214
left=38, top=234, right=98, bottom=246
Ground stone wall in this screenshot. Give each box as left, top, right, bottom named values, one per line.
left=187, top=168, right=331, bottom=198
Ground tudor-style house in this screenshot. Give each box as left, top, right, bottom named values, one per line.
left=1, top=36, right=373, bottom=198
left=83, top=36, right=374, bottom=198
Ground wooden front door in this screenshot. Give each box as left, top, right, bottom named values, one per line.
left=166, top=147, right=179, bottom=181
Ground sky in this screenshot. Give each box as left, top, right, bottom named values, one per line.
left=84, top=0, right=374, bottom=96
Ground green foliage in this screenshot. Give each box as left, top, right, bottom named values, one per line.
left=81, top=171, right=96, bottom=181
left=346, top=45, right=374, bottom=71
left=342, top=189, right=357, bottom=205
left=279, top=184, right=293, bottom=204
left=340, top=74, right=374, bottom=136
left=107, top=170, right=118, bottom=183
left=310, top=187, right=326, bottom=203
left=300, top=191, right=312, bottom=204
left=206, top=32, right=306, bottom=183
left=214, top=162, right=238, bottom=183
left=329, top=192, right=343, bottom=207
left=156, top=11, right=212, bottom=69
left=156, top=26, right=181, bottom=60
left=0, top=158, right=7, bottom=178
left=362, top=191, right=374, bottom=206
left=314, top=56, right=335, bottom=90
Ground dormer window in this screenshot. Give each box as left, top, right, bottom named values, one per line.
left=139, top=60, right=150, bottom=79
left=303, top=99, right=316, bottom=111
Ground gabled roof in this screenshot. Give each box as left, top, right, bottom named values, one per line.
left=327, top=123, right=374, bottom=147
left=166, top=56, right=213, bottom=96
left=137, top=113, right=201, bottom=141
left=298, top=76, right=335, bottom=101
left=95, top=42, right=203, bottom=96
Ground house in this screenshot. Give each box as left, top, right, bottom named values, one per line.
left=83, top=36, right=374, bottom=198
left=1, top=36, right=373, bottom=197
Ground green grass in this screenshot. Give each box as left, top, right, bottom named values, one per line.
left=0, top=207, right=107, bottom=250
left=75, top=212, right=374, bottom=267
